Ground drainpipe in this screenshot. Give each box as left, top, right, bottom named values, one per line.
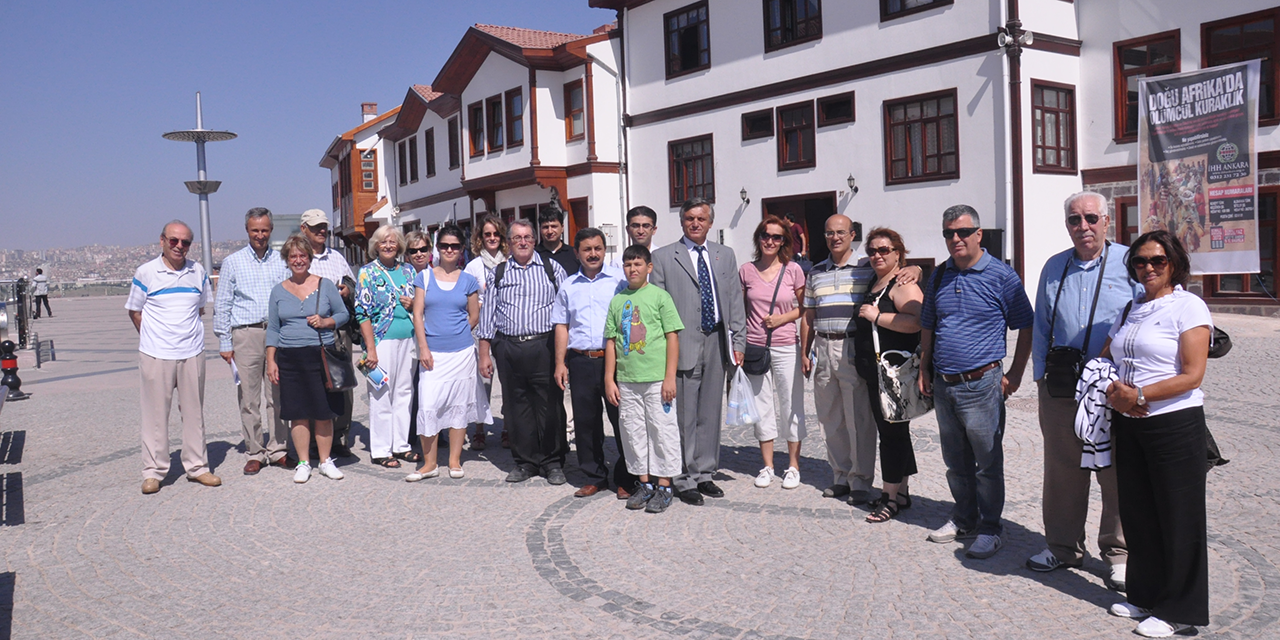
left=588, top=46, right=627, bottom=249
left=1002, top=0, right=1029, bottom=279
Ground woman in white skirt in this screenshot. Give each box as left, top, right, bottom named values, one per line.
left=408, top=224, right=492, bottom=480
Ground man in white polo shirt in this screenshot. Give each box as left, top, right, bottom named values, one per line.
left=126, top=220, right=222, bottom=495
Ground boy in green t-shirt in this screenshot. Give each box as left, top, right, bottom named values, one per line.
left=605, top=245, right=684, bottom=513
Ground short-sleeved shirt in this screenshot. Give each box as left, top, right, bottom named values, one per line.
left=309, top=247, right=355, bottom=285
left=415, top=269, right=480, bottom=353
left=606, top=284, right=684, bottom=383
left=1108, top=287, right=1212, bottom=416
left=740, top=261, right=805, bottom=346
left=803, top=257, right=875, bottom=336
left=920, top=250, right=1034, bottom=375
left=125, top=256, right=210, bottom=360
left=552, top=267, right=628, bottom=351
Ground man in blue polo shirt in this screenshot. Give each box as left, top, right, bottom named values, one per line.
left=919, top=205, right=1033, bottom=559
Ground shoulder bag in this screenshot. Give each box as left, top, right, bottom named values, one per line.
left=741, top=266, right=786, bottom=376
left=315, top=279, right=358, bottom=391
left=1044, top=244, right=1109, bottom=398
left=871, top=282, right=933, bottom=423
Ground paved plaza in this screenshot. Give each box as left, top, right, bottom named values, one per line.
left=1, top=295, right=1278, bottom=639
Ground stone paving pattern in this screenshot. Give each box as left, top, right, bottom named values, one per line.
left=2, top=296, right=1278, bottom=638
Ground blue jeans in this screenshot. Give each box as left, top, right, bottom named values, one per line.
left=934, top=365, right=1005, bottom=535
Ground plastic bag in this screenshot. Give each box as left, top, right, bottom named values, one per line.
left=725, top=367, right=761, bottom=427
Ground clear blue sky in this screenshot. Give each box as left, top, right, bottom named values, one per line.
left=0, top=0, right=616, bottom=250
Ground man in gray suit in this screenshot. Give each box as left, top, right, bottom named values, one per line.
left=651, top=198, right=747, bottom=506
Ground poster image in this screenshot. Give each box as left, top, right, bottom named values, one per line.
left=1138, top=60, right=1261, bottom=275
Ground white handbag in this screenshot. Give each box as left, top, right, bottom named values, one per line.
left=870, top=288, right=933, bottom=423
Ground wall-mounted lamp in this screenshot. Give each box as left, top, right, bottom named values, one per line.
left=740, top=187, right=750, bottom=206
left=846, top=174, right=859, bottom=195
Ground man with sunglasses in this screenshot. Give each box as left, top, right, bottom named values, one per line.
left=126, top=220, right=222, bottom=494
left=1027, top=191, right=1140, bottom=587
left=299, top=209, right=357, bottom=457
left=919, top=205, right=1033, bottom=560
left=214, top=208, right=291, bottom=475
left=610, top=206, right=658, bottom=270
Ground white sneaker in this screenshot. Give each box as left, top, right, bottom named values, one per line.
left=1110, top=602, right=1151, bottom=619
left=781, top=467, right=801, bottom=490
left=1108, top=564, right=1127, bottom=592
left=965, top=534, right=1003, bottom=559
left=1025, top=548, right=1064, bottom=572
left=927, top=520, right=977, bottom=543
left=293, top=462, right=312, bottom=484
left=318, top=458, right=344, bottom=480
left=1136, top=616, right=1189, bottom=638
left=754, top=467, right=776, bottom=488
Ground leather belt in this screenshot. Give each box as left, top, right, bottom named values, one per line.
left=234, top=322, right=268, bottom=330
left=498, top=331, right=553, bottom=343
left=571, top=348, right=606, bottom=358
left=940, top=361, right=1000, bottom=383
left=816, top=331, right=853, bottom=340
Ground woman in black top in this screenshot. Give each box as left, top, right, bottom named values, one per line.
left=853, top=228, right=924, bottom=522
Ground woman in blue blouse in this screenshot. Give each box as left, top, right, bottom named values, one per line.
left=356, top=226, right=419, bottom=468
left=266, top=235, right=350, bottom=484
left=407, top=224, right=491, bottom=480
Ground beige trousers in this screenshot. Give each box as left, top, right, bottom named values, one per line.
left=139, top=352, right=209, bottom=480
left=1038, top=380, right=1127, bottom=566
left=813, top=336, right=876, bottom=492
left=232, top=327, right=287, bottom=463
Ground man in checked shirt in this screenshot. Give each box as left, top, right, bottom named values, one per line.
left=478, top=219, right=569, bottom=485
left=214, top=208, right=291, bottom=475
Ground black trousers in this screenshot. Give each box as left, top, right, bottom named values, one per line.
left=861, top=371, right=918, bottom=484
left=1114, top=406, right=1209, bottom=626
left=494, top=334, right=566, bottom=472
left=33, top=295, right=51, bottom=317
left=567, top=351, right=637, bottom=490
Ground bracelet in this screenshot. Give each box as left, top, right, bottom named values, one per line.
left=875, top=310, right=883, bottom=327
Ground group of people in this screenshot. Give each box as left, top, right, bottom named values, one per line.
left=126, top=189, right=1212, bottom=637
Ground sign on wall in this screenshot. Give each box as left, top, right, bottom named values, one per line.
left=1138, top=60, right=1260, bottom=275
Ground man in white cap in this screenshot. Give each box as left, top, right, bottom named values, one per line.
left=299, top=208, right=357, bottom=457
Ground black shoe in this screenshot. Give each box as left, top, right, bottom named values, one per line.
left=822, top=484, right=851, bottom=498
left=645, top=486, right=675, bottom=513
left=506, top=467, right=534, bottom=483
left=678, top=489, right=704, bottom=506
left=545, top=467, right=567, bottom=486
left=846, top=490, right=872, bottom=506
left=331, top=443, right=354, bottom=458
left=696, top=481, right=724, bottom=498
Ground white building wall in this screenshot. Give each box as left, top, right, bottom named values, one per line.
left=1019, top=0, right=1080, bottom=41
left=462, top=54, right=532, bottom=177
left=394, top=109, right=464, bottom=206
left=586, top=38, right=623, bottom=165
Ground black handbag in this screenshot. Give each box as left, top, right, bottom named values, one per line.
left=742, top=266, right=786, bottom=376
left=1044, top=245, right=1109, bottom=398
left=315, top=279, right=357, bottom=391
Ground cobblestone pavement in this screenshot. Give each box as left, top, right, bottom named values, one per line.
left=2, top=296, right=1278, bottom=639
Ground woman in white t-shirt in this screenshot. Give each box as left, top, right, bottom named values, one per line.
left=1099, top=230, right=1211, bottom=638
left=463, top=214, right=509, bottom=451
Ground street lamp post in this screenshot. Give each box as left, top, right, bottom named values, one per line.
left=163, top=92, right=237, bottom=271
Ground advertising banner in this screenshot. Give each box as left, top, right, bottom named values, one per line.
left=1138, top=60, right=1260, bottom=275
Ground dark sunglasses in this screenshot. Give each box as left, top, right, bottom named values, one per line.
left=164, top=236, right=193, bottom=248
left=405, top=246, right=430, bottom=255
left=482, top=231, right=502, bottom=238
left=437, top=242, right=463, bottom=252
left=1129, top=255, right=1169, bottom=269
left=866, top=246, right=895, bottom=256
left=1067, top=213, right=1102, bottom=227
left=759, top=233, right=786, bottom=243
left=942, top=227, right=979, bottom=240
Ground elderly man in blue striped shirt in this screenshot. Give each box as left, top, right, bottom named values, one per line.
left=478, top=219, right=570, bottom=485
left=919, top=205, right=1034, bottom=560
left=214, top=208, right=291, bottom=475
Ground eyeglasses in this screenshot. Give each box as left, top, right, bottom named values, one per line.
left=942, top=227, right=980, bottom=240
left=824, top=230, right=850, bottom=238
left=628, top=222, right=654, bottom=231
left=307, top=225, right=330, bottom=235
left=164, top=236, right=193, bottom=248
left=1067, top=213, right=1102, bottom=227
left=483, top=231, right=502, bottom=239
left=866, top=246, right=895, bottom=257
left=438, top=242, right=463, bottom=252
left=1129, top=255, right=1169, bottom=269
left=510, top=235, right=534, bottom=243
left=405, top=246, right=430, bottom=255
left=759, top=233, right=785, bottom=243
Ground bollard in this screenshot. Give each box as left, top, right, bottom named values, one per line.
left=0, top=341, right=29, bottom=401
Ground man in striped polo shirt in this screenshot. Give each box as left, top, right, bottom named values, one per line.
left=919, top=205, right=1033, bottom=560
left=126, top=220, right=222, bottom=495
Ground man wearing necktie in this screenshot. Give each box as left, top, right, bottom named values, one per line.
left=651, top=198, right=747, bottom=506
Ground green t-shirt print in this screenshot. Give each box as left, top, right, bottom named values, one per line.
left=606, top=285, right=684, bottom=384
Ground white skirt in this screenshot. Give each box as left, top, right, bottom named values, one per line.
left=416, top=346, right=493, bottom=436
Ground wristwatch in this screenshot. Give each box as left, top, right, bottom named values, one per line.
left=1135, top=386, right=1146, bottom=406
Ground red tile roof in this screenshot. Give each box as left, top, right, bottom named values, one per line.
left=473, top=24, right=590, bottom=49
left=412, top=84, right=443, bottom=102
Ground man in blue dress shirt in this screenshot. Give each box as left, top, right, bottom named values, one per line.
left=1026, top=191, right=1140, bottom=590
left=214, top=208, right=291, bottom=475
left=553, top=228, right=638, bottom=498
